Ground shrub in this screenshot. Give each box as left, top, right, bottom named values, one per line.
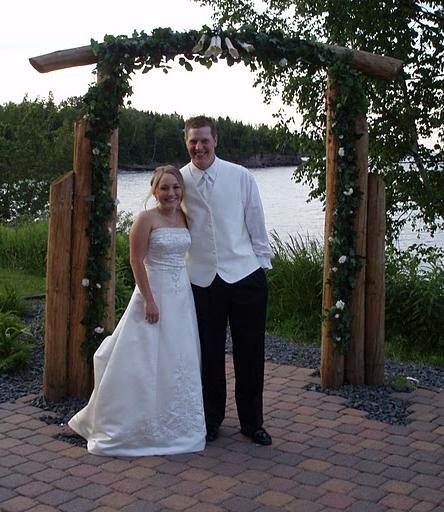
left=0, top=285, right=29, bottom=316
left=267, top=231, right=323, bottom=343
left=115, top=231, right=134, bottom=320
left=385, top=246, right=444, bottom=363
left=0, top=220, right=47, bottom=275
left=0, top=312, right=34, bottom=374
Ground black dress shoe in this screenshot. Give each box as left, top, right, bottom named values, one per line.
left=206, top=425, right=219, bottom=442
left=241, top=427, right=272, bottom=446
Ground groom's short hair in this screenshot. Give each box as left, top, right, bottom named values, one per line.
left=184, top=116, right=217, bottom=140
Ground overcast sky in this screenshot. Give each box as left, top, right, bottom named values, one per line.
left=1, top=0, right=284, bottom=126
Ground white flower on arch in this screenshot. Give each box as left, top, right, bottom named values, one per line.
left=335, top=300, right=345, bottom=310
left=225, top=37, right=239, bottom=59
left=204, top=36, right=222, bottom=58
left=192, top=34, right=207, bottom=53
left=238, top=41, right=255, bottom=53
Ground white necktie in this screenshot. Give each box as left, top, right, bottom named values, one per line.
left=198, top=172, right=213, bottom=201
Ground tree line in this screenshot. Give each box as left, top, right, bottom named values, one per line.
left=0, top=95, right=300, bottom=222
left=198, top=0, right=443, bottom=244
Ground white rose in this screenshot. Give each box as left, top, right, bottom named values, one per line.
left=338, top=255, right=347, bottom=264
left=338, top=148, right=345, bottom=157
left=81, top=278, right=90, bottom=287
left=335, top=300, right=345, bottom=310
left=94, top=326, right=104, bottom=334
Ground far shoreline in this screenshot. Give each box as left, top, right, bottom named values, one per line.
left=118, top=154, right=304, bottom=173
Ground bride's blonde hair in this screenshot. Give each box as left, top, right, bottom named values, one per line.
left=144, top=165, right=185, bottom=208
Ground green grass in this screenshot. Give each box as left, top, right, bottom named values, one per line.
left=0, top=221, right=47, bottom=275
left=0, top=268, right=45, bottom=299
left=266, top=231, right=323, bottom=344
left=385, top=247, right=444, bottom=367
left=384, top=336, right=444, bottom=368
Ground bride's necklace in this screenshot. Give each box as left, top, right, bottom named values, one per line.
left=156, top=206, right=178, bottom=227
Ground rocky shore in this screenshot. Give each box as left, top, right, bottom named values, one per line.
left=118, top=153, right=303, bottom=172
left=1, top=302, right=443, bottom=434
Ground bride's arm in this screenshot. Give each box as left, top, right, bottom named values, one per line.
left=129, top=211, right=159, bottom=324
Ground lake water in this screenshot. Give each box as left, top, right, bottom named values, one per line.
left=117, top=166, right=444, bottom=251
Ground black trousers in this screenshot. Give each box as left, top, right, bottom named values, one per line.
left=192, top=268, right=268, bottom=432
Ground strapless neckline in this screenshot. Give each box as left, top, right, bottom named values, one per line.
left=151, top=226, right=188, bottom=232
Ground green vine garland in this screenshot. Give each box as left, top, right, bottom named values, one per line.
left=80, top=26, right=367, bottom=359
left=325, top=59, right=369, bottom=354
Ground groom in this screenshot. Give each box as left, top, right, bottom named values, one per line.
left=180, top=116, right=272, bottom=445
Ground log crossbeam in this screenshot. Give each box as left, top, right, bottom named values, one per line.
left=29, top=38, right=403, bottom=81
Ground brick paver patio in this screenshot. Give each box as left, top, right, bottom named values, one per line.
left=1, top=358, right=443, bottom=511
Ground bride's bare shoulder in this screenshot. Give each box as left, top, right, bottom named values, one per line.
left=135, top=208, right=156, bottom=222
left=130, top=209, right=156, bottom=233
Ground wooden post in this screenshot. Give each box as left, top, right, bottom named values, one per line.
left=344, top=116, right=368, bottom=384
left=43, top=172, right=74, bottom=401
left=320, top=77, right=344, bottom=389
left=104, top=129, right=118, bottom=333
left=67, top=119, right=93, bottom=398
left=365, top=173, right=386, bottom=384
left=96, top=67, right=118, bottom=334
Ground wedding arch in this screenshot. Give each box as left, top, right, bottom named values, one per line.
left=29, top=27, right=403, bottom=399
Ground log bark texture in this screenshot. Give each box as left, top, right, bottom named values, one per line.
left=29, top=46, right=97, bottom=73
left=43, top=172, right=73, bottom=401
left=320, top=78, right=345, bottom=389
left=324, top=44, right=403, bottom=81
left=345, top=116, right=368, bottom=385
left=103, top=129, right=118, bottom=333
left=67, top=119, right=93, bottom=398
left=365, top=173, right=386, bottom=385
left=30, top=40, right=403, bottom=81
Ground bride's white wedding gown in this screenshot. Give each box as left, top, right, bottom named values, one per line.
left=69, top=227, right=206, bottom=456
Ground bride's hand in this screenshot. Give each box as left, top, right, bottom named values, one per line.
left=144, top=300, right=159, bottom=324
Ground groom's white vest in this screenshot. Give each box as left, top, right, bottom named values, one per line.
left=181, top=158, right=260, bottom=287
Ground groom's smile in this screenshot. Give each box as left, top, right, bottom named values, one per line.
left=185, top=126, right=217, bottom=170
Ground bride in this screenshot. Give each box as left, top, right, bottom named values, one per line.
left=68, top=166, right=206, bottom=456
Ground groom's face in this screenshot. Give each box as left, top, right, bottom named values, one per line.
left=185, top=126, right=217, bottom=171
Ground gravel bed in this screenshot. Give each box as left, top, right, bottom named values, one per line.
left=2, top=302, right=443, bottom=435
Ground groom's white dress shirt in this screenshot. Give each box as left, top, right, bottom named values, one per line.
left=180, top=157, right=272, bottom=287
